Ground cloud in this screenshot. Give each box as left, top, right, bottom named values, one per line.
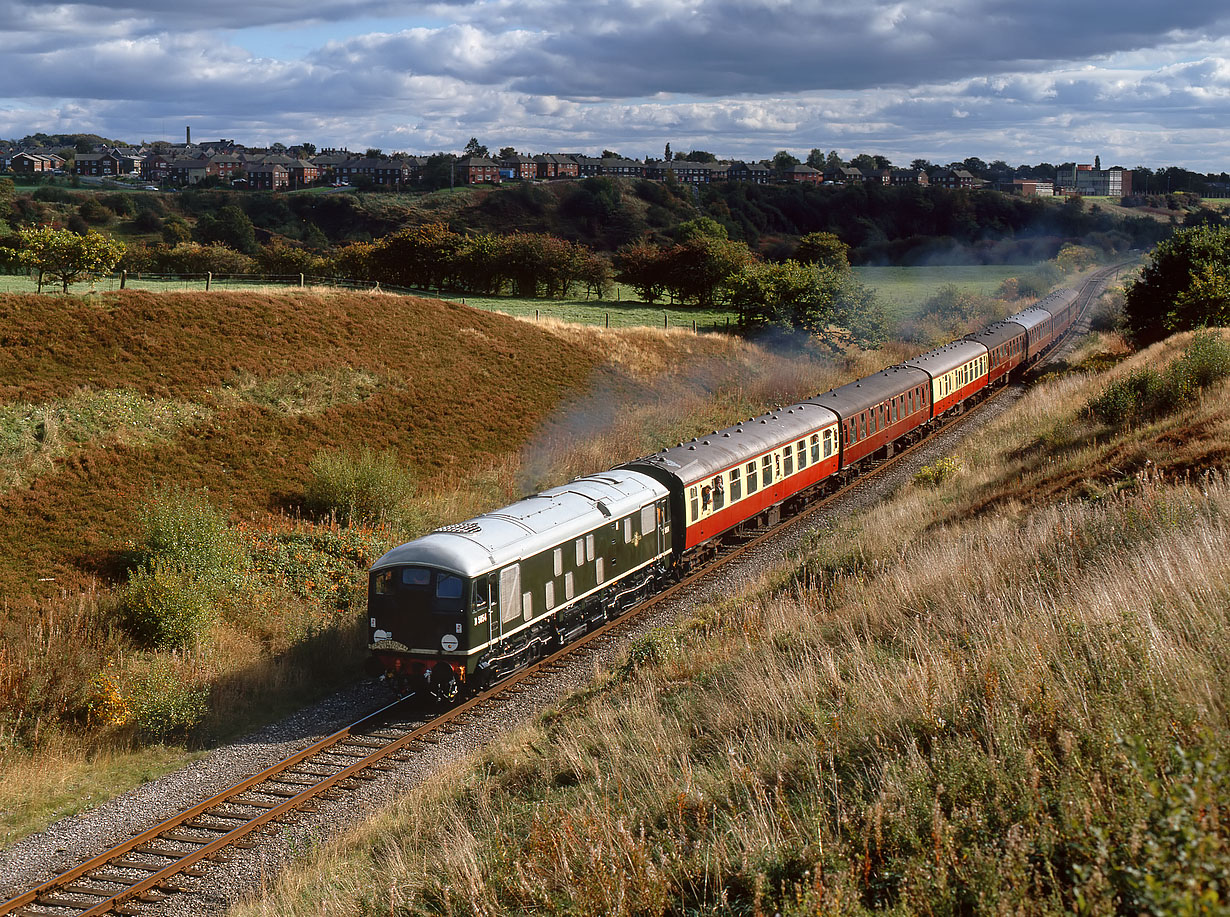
left=3, top=0, right=1230, bottom=170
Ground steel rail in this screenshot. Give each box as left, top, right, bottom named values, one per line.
left=0, top=264, right=1122, bottom=917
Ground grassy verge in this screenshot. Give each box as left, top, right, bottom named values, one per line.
left=238, top=326, right=1230, bottom=916
left=0, top=292, right=871, bottom=844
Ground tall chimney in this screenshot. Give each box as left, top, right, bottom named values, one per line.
left=186, top=125, right=191, bottom=145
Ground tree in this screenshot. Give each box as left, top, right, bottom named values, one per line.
left=2, top=225, right=125, bottom=292
left=1094, top=155, right=1101, bottom=170
left=910, top=158, right=933, bottom=172
left=498, top=146, right=519, bottom=160
left=664, top=143, right=673, bottom=161
left=600, top=149, right=622, bottom=160
left=365, top=148, right=383, bottom=158
left=195, top=204, right=258, bottom=255
left=728, top=259, right=886, bottom=351
left=675, top=217, right=727, bottom=241
left=1124, top=225, right=1230, bottom=345
left=794, top=232, right=851, bottom=271
left=463, top=137, right=488, bottom=159
left=772, top=150, right=801, bottom=174
left=825, top=150, right=843, bottom=170
left=681, top=150, right=717, bottom=163
left=806, top=148, right=825, bottom=169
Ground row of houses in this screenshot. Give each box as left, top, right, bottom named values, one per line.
left=0, top=139, right=1121, bottom=197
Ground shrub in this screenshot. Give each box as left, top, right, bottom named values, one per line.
left=119, top=486, right=246, bottom=648
left=304, top=447, right=416, bottom=527
left=119, top=561, right=218, bottom=649
left=1088, top=332, right=1230, bottom=425
left=90, top=654, right=208, bottom=738
left=132, top=485, right=246, bottom=580
left=1087, top=368, right=1168, bottom=425
left=913, top=456, right=962, bottom=487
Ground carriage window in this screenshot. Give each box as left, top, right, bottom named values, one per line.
left=712, top=474, right=725, bottom=510
left=797, top=439, right=806, bottom=469
left=689, top=486, right=699, bottom=522
left=761, top=455, right=772, bottom=488
left=553, top=548, right=563, bottom=577
left=401, top=567, right=431, bottom=587
left=823, top=429, right=834, bottom=457
left=783, top=449, right=793, bottom=476
left=436, top=574, right=464, bottom=600
left=746, top=461, right=758, bottom=494
left=811, top=434, right=820, bottom=463
left=730, top=466, right=742, bottom=501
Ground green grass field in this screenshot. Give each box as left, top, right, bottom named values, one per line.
left=856, top=264, right=1024, bottom=322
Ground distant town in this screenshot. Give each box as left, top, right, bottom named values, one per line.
left=0, top=129, right=1155, bottom=198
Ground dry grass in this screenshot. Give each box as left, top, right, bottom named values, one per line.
left=0, top=289, right=863, bottom=842
left=239, top=328, right=1230, bottom=916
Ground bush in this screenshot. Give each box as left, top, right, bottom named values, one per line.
left=1088, top=332, right=1230, bottom=425
left=118, top=561, right=218, bottom=649
left=119, top=486, right=247, bottom=648
left=132, top=485, right=246, bottom=580
left=90, top=654, right=209, bottom=738
left=304, top=447, right=416, bottom=527
left=913, top=456, right=962, bottom=487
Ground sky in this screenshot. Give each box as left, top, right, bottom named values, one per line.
left=2, top=1, right=1230, bottom=172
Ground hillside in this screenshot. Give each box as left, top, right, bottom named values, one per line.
left=238, top=325, right=1230, bottom=915
left=2, top=178, right=1178, bottom=267
left=1, top=288, right=873, bottom=842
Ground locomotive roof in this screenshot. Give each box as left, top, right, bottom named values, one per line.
left=625, top=402, right=840, bottom=485
left=372, top=468, right=668, bottom=578
left=966, top=320, right=1027, bottom=349
left=803, top=364, right=930, bottom=419
left=905, top=339, right=988, bottom=377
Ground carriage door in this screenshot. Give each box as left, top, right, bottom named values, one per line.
left=495, top=564, right=521, bottom=645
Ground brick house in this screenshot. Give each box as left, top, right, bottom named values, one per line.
left=889, top=169, right=929, bottom=186
left=727, top=161, right=773, bottom=183
left=786, top=164, right=822, bottom=184
left=824, top=166, right=866, bottom=184
left=166, top=158, right=219, bottom=185
left=533, top=154, right=579, bottom=179
left=931, top=169, right=977, bottom=189
left=457, top=156, right=501, bottom=184
left=245, top=162, right=290, bottom=190
left=12, top=152, right=63, bottom=173
left=498, top=154, right=537, bottom=180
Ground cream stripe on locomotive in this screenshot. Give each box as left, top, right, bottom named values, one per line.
left=685, top=422, right=839, bottom=524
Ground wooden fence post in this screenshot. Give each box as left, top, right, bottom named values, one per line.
left=120, top=270, right=126, bottom=290
left=205, top=271, right=211, bottom=291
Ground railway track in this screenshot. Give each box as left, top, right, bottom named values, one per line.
left=0, top=263, right=1125, bottom=917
